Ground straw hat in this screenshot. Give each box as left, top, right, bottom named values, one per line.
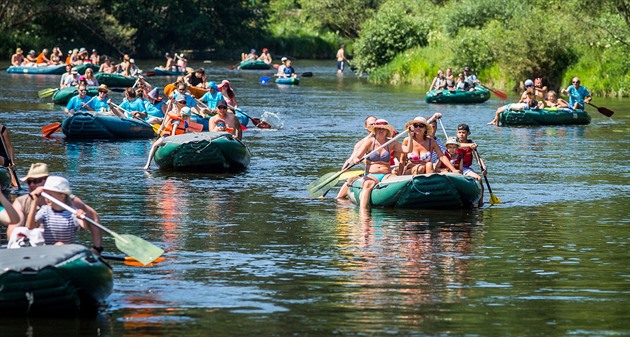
left=444, top=137, right=460, bottom=147
left=97, top=84, right=110, bottom=93
left=367, top=119, right=395, bottom=137
left=43, top=176, right=71, bottom=195
left=404, top=117, right=434, bottom=135
left=20, top=163, right=49, bottom=182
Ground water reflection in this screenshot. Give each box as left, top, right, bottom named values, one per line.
left=335, top=202, right=483, bottom=306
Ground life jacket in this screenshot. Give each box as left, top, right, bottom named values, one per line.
left=160, top=112, right=187, bottom=136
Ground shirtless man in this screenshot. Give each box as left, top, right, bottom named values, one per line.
left=336, top=45, right=348, bottom=74
left=209, top=100, right=242, bottom=140
left=11, top=48, right=24, bottom=66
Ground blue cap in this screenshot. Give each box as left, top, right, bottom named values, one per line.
left=207, top=81, right=217, bottom=89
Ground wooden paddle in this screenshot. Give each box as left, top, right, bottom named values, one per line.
left=307, top=130, right=409, bottom=198
left=227, top=104, right=271, bottom=129
left=586, top=102, right=614, bottom=117
left=480, top=84, right=508, bottom=100
left=41, top=192, right=165, bottom=265
left=472, top=150, right=502, bottom=205
left=0, top=133, right=20, bottom=190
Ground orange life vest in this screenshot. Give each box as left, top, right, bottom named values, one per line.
left=160, top=112, right=188, bottom=136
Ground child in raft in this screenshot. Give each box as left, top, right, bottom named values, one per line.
left=436, top=137, right=463, bottom=173
left=456, top=124, right=486, bottom=206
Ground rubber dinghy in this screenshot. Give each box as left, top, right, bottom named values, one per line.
left=425, top=87, right=491, bottom=104
left=238, top=60, right=271, bottom=70
left=499, top=107, right=591, bottom=126
left=154, top=132, right=251, bottom=172
left=6, top=64, right=66, bottom=75
left=62, top=112, right=155, bottom=140
left=347, top=173, right=482, bottom=209
left=0, top=244, right=113, bottom=316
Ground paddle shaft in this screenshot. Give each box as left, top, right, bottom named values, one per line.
left=40, top=191, right=128, bottom=243
left=472, top=150, right=495, bottom=195
left=226, top=104, right=271, bottom=128
left=0, top=132, right=20, bottom=190
left=480, top=84, right=508, bottom=100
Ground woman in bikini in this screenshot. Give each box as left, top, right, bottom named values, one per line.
left=352, top=119, right=404, bottom=209
left=401, top=117, right=457, bottom=175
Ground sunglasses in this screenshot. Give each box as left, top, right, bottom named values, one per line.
left=178, top=88, right=186, bottom=92
left=373, top=121, right=388, bottom=126
left=98, top=91, right=107, bottom=94
left=216, top=123, right=226, bottom=127
left=218, top=106, right=227, bottom=109
left=79, top=89, right=87, bottom=93
left=27, top=177, right=46, bottom=185
left=572, top=81, right=580, bottom=84
left=413, top=123, right=426, bottom=128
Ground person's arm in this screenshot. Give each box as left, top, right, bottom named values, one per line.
left=0, top=192, right=20, bottom=225
left=434, top=142, right=458, bottom=172
left=429, top=77, right=437, bottom=91
left=584, top=88, right=592, bottom=103
left=25, top=192, right=40, bottom=230
left=72, top=197, right=102, bottom=252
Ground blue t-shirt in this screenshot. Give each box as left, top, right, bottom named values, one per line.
left=284, top=66, right=295, bottom=76
left=201, top=91, right=224, bottom=109
left=119, top=98, right=147, bottom=118
left=90, top=98, right=110, bottom=112
left=66, top=95, right=93, bottom=112
left=566, top=85, right=590, bottom=108
left=144, top=100, right=164, bottom=118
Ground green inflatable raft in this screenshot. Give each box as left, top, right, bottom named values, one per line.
left=61, top=112, right=155, bottom=140
left=498, top=107, right=591, bottom=126
left=52, top=86, right=99, bottom=105
left=238, top=60, right=271, bottom=70
left=0, top=244, right=113, bottom=315
left=347, top=173, right=482, bottom=209
left=425, top=87, right=491, bottom=104
left=154, top=132, right=251, bottom=172
left=275, top=77, right=300, bottom=85
left=94, top=72, right=136, bottom=87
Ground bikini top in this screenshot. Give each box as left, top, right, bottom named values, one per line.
left=367, top=140, right=390, bottom=162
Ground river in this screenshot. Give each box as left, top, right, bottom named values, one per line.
left=0, top=60, right=628, bottom=336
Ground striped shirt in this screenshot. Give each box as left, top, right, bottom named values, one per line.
left=35, top=205, right=79, bottom=245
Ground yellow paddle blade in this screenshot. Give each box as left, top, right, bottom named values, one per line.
left=489, top=193, right=502, bottom=205
left=339, top=170, right=364, bottom=180
left=114, top=234, right=165, bottom=266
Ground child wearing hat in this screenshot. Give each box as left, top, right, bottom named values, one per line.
left=23, top=176, right=102, bottom=250
left=436, top=137, right=463, bottom=173
left=456, top=124, right=486, bottom=203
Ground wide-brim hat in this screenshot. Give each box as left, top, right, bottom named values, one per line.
left=404, top=117, right=434, bottom=135
left=97, top=84, right=110, bottom=93
left=16, top=48, right=23, bottom=54
left=43, top=176, right=71, bottom=195
left=20, top=163, right=49, bottom=182
left=217, top=80, right=230, bottom=89
left=444, top=137, right=460, bottom=147
left=367, top=119, right=395, bottom=137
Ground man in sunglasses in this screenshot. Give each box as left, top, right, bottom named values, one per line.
left=64, top=84, right=94, bottom=116
left=561, top=77, right=591, bottom=110
left=1, top=163, right=103, bottom=254
left=209, top=100, right=242, bottom=140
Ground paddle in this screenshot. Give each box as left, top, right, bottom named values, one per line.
left=42, top=122, right=62, bottom=137
left=0, top=134, right=20, bottom=190
left=144, top=70, right=156, bottom=77
left=586, top=102, right=614, bottom=117
left=480, top=84, right=508, bottom=100
left=101, top=254, right=165, bottom=267
left=227, top=104, right=271, bottom=129
left=307, top=129, right=409, bottom=198
left=38, top=87, right=59, bottom=99
left=228, top=62, right=240, bottom=70
left=41, top=191, right=165, bottom=265
left=472, top=150, right=502, bottom=205
left=260, top=76, right=271, bottom=84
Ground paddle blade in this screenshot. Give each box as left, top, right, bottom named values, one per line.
left=489, top=193, right=502, bottom=205
left=597, top=106, right=614, bottom=117
left=145, top=71, right=156, bottom=77
left=307, top=171, right=343, bottom=198
left=42, top=122, right=62, bottom=137
left=114, top=234, right=164, bottom=265
left=38, top=88, right=57, bottom=99
left=251, top=118, right=271, bottom=129
left=273, top=64, right=279, bottom=69
left=188, top=121, right=203, bottom=132
left=228, top=65, right=235, bottom=70
left=260, top=76, right=271, bottom=84
left=339, top=170, right=364, bottom=181
left=491, top=89, right=508, bottom=100
left=302, top=72, right=313, bottom=77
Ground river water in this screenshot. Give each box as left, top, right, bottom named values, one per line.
left=0, top=60, right=628, bottom=336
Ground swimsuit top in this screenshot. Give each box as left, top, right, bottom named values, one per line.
left=367, top=141, right=390, bottom=162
